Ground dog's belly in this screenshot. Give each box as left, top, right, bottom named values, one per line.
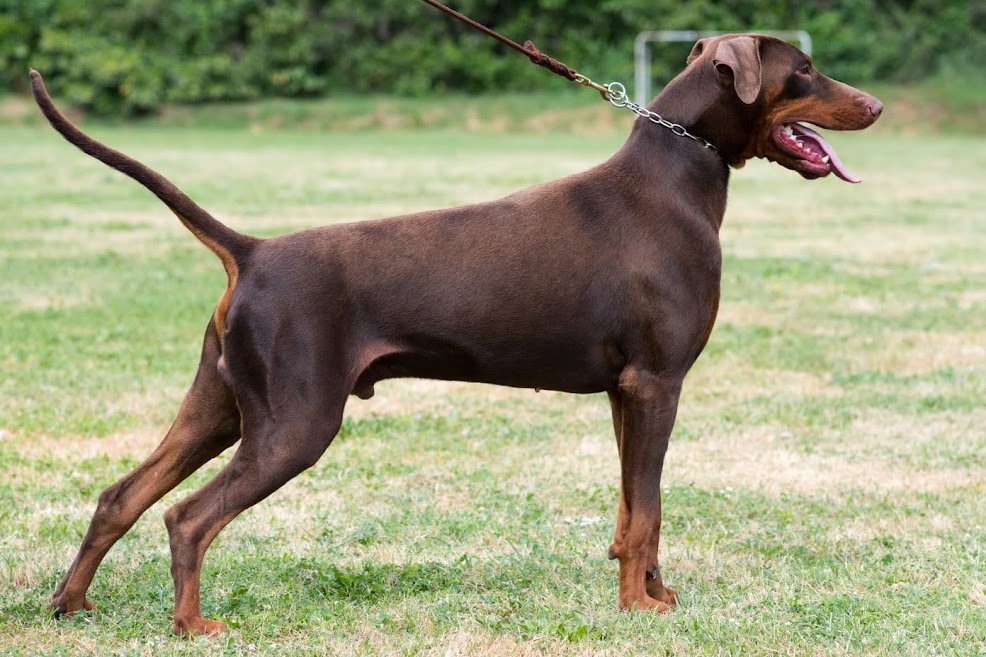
left=352, top=332, right=625, bottom=395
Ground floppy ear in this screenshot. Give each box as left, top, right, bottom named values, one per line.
left=686, top=37, right=711, bottom=65
left=712, top=36, right=762, bottom=104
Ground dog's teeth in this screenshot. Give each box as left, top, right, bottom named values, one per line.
left=822, top=155, right=830, bottom=164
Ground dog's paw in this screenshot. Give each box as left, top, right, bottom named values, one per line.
left=620, top=594, right=674, bottom=613
left=646, top=583, right=679, bottom=608
left=174, top=616, right=228, bottom=636
left=51, top=595, right=96, bottom=619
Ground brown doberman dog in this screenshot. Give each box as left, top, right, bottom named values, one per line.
left=31, top=34, right=881, bottom=634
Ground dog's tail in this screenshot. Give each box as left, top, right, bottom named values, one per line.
left=29, top=69, right=257, bottom=336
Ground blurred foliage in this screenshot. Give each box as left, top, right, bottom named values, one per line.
left=1, top=0, right=984, bottom=115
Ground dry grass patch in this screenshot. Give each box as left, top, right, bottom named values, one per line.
left=15, top=426, right=166, bottom=462
left=845, top=330, right=986, bottom=374
left=689, top=363, right=839, bottom=400
left=15, top=289, right=99, bottom=312
left=278, top=628, right=592, bottom=657
left=830, top=408, right=986, bottom=465
left=723, top=221, right=980, bottom=262
left=345, top=380, right=492, bottom=419
left=666, top=424, right=979, bottom=496
left=832, top=511, right=959, bottom=545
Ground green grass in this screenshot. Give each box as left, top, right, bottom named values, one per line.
left=0, top=114, right=984, bottom=656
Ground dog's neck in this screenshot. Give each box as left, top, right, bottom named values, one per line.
left=643, top=65, right=760, bottom=168
left=610, top=114, right=731, bottom=231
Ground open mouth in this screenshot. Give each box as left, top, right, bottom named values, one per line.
left=773, top=122, right=861, bottom=183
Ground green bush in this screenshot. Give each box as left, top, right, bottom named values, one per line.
left=2, top=0, right=983, bottom=115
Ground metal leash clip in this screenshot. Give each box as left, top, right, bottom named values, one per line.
left=573, top=74, right=612, bottom=101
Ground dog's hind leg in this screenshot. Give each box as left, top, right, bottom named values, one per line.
left=51, top=321, right=240, bottom=619
left=163, top=407, right=343, bottom=635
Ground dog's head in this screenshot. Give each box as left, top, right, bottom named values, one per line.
left=681, top=34, right=882, bottom=182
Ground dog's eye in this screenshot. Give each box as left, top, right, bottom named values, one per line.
left=797, top=63, right=812, bottom=76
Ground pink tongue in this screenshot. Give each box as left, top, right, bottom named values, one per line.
left=791, top=123, right=861, bottom=183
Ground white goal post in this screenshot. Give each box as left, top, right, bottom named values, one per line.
left=634, top=30, right=813, bottom=105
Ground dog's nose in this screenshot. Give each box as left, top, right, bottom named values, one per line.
left=862, top=95, right=883, bottom=118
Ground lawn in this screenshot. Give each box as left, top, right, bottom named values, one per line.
left=0, top=107, right=984, bottom=656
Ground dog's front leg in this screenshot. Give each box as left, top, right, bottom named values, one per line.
left=608, top=367, right=681, bottom=611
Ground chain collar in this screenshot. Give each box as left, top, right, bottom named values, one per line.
left=578, top=79, right=721, bottom=157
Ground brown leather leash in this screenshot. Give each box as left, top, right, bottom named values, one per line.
left=416, top=0, right=721, bottom=156
left=417, top=0, right=611, bottom=98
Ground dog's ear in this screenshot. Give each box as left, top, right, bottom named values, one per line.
left=712, top=36, right=762, bottom=104
left=687, top=37, right=711, bottom=65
